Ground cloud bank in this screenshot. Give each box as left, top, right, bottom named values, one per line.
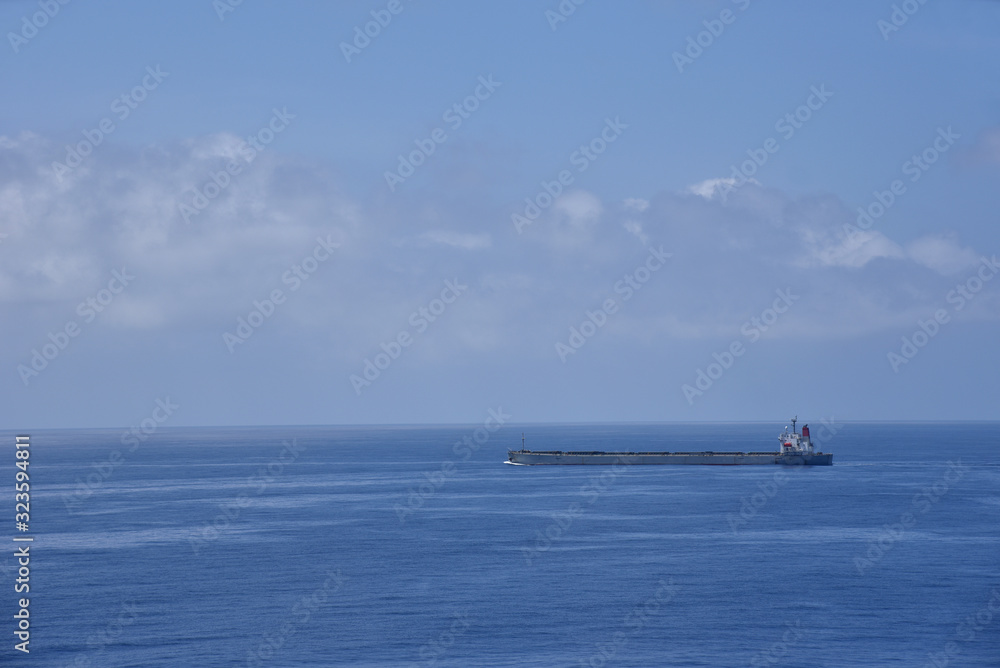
left=2, top=131, right=996, bottom=360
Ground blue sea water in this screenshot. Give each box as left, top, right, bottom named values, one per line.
left=5, top=422, right=1000, bottom=667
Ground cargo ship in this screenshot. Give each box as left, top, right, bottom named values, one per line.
left=505, top=418, right=833, bottom=466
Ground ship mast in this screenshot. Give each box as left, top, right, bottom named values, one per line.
left=521, top=432, right=526, bottom=453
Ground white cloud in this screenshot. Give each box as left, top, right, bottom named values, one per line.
left=417, top=229, right=492, bottom=250
left=905, top=235, right=979, bottom=275
left=687, top=177, right=759, bottom=200
left=0, top=133, right=354, bottom=317
left=553, top=190, right=602, bottom=227
left=533, top=190, right=604, bottom=251
left=622, top=220, right=648, bottom=245
left=802, top=227, right=904, bottom=269
left=623, top=197, right=649, bottom=212
left=0, top=132, right=995, bottom=356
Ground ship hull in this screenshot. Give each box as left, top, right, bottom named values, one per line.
left=506, top=451, right=833, bottom=466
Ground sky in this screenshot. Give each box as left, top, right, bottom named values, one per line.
left=1, top=0, right=999, bottom=428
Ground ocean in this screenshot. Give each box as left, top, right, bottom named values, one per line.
left=7, top=421, right=1000, bottom=667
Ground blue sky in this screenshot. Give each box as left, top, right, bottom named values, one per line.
left=2, top=0, right=999, bottom=428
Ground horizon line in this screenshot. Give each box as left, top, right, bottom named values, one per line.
left=4, top=418, right=1000, bottom=432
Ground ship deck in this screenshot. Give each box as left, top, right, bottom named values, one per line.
left=506, top=450, right=833, bottom=466
left=510, top=451, right=782, bottom=456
